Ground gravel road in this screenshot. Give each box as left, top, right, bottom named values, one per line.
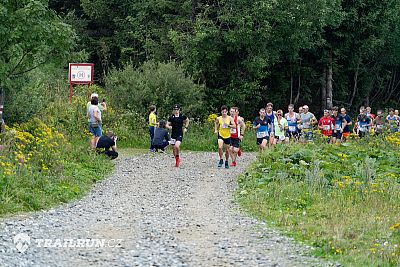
left=0, top=151, right=328, bottom=267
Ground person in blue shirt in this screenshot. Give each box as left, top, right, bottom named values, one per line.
left=152, top=120, right=171, bottom=152
left=340, top=108, right=352, bottom=142
left=331, top=106, right=345, bottom=143
left=253, top=108, right=272, bottom=152
left=356, top=107, right=372, bottom=138
left=386, top=108, right=399, bottom=133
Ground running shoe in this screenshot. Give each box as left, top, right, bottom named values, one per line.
left=225, top=161, right=229, bottom=169
left=230, top=161, right=236, bottom=167
left=218, top=159, right=223, bottom=168
left=238, top=149, right=242, bottom=157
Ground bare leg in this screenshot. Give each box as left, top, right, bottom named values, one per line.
left=224, top=143, right=230, bottom=161
left=217, top=139, right=224, bottom=159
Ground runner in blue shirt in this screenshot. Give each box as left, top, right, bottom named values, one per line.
left=331, top=106, right=345, bottom=143
left=253, top=108, right=272, bottom=152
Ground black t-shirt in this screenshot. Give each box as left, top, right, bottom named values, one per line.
left=168, top=114, right=187, bottom=137
left=254, top=116, right=272, bottom=126
left=357, top=114, right=371, bottom=130
left=333, top=115, right=345, bottom=130
left=96, top=136, right=115, bottom=150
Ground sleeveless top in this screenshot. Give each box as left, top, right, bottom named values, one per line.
left=230, top=116, right=241, bottom=138
left=218, top=116, right=231, bottom=139
left=88, top=105, right=101, bottom=124
left=387, top=115, right=399, bottom=129
left=285, top=112, right=299, bottom=133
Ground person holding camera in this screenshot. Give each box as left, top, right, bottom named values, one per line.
left=86, top=93, right=107, bottom=112
left=152, top=120, right=171, bottom=152
left=87, top=96, right=102, bottom=149
left=96, top=131, right=118, bottom=159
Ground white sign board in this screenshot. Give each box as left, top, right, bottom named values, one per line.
left=69, top=63, right=94, bottom=83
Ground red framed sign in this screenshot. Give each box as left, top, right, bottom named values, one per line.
left=68, top=63, right=94, bottom=102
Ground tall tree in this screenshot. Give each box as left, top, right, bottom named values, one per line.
left=0, top=0, right=74, bottom=111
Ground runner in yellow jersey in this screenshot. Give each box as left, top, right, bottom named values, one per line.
left=214, top=105, right=236, bottom=168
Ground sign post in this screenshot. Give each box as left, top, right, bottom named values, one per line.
left=68, top=63, right=94, bottom=103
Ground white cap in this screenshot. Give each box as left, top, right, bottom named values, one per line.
left=90, top=93, right=98, bottom=98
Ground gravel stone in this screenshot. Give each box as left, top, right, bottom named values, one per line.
left=0, top=152, right=334, bottom=266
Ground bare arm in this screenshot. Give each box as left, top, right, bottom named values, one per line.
left=183, top=118, right=189, bottom=133
left=239, top=117, right=246, bottom=134
left=312, top=116, right=317, bottom=125
left=166, top=121, right=172, bottom=130
left=101, top=101, right=107, bottom=111
left=214, top=117, right=219, bottom=133
left=229, top=117, right=236, bottom=128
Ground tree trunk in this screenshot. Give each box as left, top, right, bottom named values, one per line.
left=293, top=59, right=301, bottom=105
left=289, top=69, right=293, bottom=104
left=321, top=67, right=327, bottom=112
left=326, top=57, right=333, bottom=109
left=0, top=86, right=4, bottom=128
left=349, top=59, right=361, bottom=106
left=191, top=0, right=198, bottom=23
left=384, top=70, right=399, bottom=103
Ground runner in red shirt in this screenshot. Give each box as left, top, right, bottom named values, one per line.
left=229, top=107, right=246, bottom=167
left=318, top=109, right=334, bottom=143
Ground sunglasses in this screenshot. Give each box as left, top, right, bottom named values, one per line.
left=277, top=114, right=282, bottom=116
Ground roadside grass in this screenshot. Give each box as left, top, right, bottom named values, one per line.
left=0, top=119, right=113, bottom=217
left=237, top=133, right=400, bottom=266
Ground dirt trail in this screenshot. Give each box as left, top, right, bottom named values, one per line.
left=0, top=152, right=325, bottom=266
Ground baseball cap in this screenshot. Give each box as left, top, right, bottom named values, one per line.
left=173, top=104, right=180, bottom=110
left=90, top=93, right=98, bottom=98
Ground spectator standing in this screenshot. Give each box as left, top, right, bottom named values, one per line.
left=148, top=105, right=157, bottom=152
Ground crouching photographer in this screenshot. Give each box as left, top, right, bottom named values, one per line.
left=96, top=131, right=118, bottom=159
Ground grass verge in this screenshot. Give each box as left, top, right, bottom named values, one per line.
left=237, top=134, right=400, bottom=266
left=0, top=119, right=113, bottom=217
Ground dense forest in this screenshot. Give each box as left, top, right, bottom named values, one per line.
left=2, top=0, right=400, bottom=120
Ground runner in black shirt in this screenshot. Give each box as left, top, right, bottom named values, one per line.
left=166, top=104, right=189, bottom=167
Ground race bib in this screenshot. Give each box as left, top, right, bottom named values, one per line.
left=257, top=131, right=267, bottom=138
left=288, top=126, right=296, bottom=132
left=359, top=127, right=366, bottom=132
left=222, top=123, right=229, bottom=129
left=336, top=123, right=341, bottom=130
left=323, top=125, right=330, bottom=130
left=230, top=127, right=237, bottom=133
left=377, top=124, right=383, bottom=129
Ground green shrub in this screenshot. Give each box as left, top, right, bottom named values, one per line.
left=104, top=60, right=207, bottom=119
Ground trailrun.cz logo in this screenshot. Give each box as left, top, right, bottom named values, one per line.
left=13, top=233, right=122, bottom=253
